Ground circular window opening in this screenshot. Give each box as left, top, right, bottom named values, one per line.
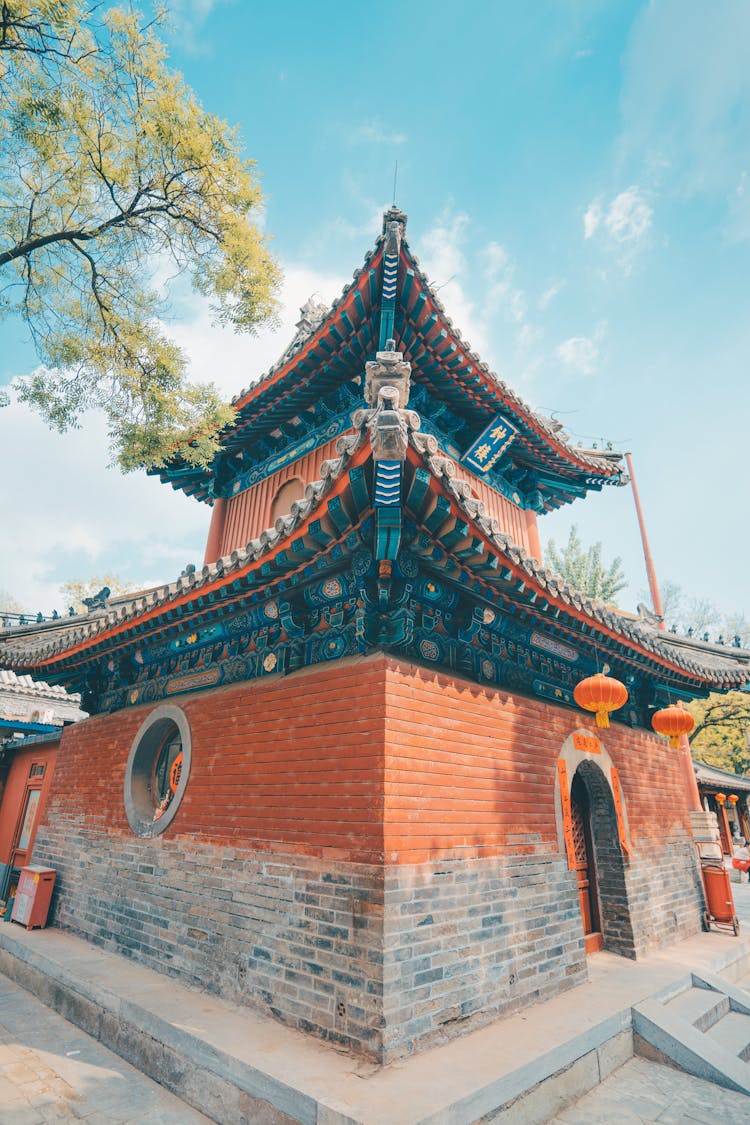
left=124, top=705, right=191, bottom=837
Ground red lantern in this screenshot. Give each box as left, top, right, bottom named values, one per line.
left=715, top=792, right=727, bottom=806
left=573, top=673, right=628, bottom=729
left=729, top=794, right=739, bottom=806
left=651, top=702, right=695, bottom=749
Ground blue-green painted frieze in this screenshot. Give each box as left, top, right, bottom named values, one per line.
left=84, top=543, right=654, bottom=734
left=225, top=410, right=353, bottom=498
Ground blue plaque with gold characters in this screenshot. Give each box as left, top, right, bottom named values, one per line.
left=461, top=414, right=518, bottom=474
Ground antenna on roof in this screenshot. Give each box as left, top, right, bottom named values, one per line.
left=392, top=160, right=398, bottom=205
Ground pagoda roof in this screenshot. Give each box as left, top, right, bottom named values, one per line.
left=1, top=417, right=744, bottom=702
left=154, top=209, right=624, bottom=508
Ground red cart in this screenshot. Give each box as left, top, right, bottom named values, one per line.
left=697, top=841, right=740, bottom=936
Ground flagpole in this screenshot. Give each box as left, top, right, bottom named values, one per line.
left=625, top=452, right=665, bottom=628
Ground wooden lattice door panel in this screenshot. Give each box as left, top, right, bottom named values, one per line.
left=570, top=797, right=588, bottom=868
left=570, top=775, right=601, bottom=947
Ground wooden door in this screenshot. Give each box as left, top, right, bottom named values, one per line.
left=10, top=761, right=47, bottom=871
left=571, top=773, right=603, bottom=953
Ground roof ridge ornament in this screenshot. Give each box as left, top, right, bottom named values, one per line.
left=364, top=340, right=411, bottom=409
left=277, top=295, right=330, bottom=365
left=382, top=206, right=408, bottom=234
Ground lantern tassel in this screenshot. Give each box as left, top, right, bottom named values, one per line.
left=596, top=710, right=610, bottom=729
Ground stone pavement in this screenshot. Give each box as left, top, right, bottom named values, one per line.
left=549, top=1054, right=750, bottom=1124
left=548, top=874, right=750, bottom=1124
left=0, top=972, right=210, bottom=1124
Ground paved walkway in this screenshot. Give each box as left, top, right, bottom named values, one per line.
left=551, top=873, right=750, bottom=1124
left=550, top=1054, right=750, bottom=1123
left=0, top=973, right=210, bottom=1124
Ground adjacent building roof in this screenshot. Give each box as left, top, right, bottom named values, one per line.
left=0, top=666, right=84, bottom=732
left=694, top=759, right=750, bottom=794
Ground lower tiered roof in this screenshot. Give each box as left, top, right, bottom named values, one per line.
left=1, top=408, right=746, bottom=723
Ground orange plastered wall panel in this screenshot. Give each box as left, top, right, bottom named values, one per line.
left=220, top=437, right=343, bottom=555
left=381, top=658, right=692, bottom=864
left=451, top=462, right=531, bottom=552
left=45, top=655, right=387, bottom=862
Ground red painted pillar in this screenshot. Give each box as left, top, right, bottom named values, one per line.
left=717, top=802, right=733, bottom=855
left=679, top=733, right=703, bottom=812
left=524, top=508, right=543, bottom=563
left=203, top=497, right=227, bottom=566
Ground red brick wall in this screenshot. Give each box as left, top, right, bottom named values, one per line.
left=44, top=653, right=692, bottom=869
left=46, top=657, right=387, bottom=863
left=381, top=657, right=692, bottom=864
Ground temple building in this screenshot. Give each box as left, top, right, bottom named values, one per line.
left=1, top=209, right=748, bottom=1063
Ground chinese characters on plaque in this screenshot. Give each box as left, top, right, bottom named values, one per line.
left=461, top=413, right=518, bottom=474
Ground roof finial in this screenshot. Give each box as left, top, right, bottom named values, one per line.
left=382, top=205, right=407, bottom=233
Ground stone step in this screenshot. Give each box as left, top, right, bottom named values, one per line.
left=708, top=1011, right=750, bottom=1062
left=664, top=985, right=729, bottom=1032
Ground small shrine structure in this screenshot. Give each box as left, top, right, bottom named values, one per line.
left=1, top=209, right=748, bottom=1062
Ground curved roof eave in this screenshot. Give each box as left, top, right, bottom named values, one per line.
left=397, top=239, right=622, bottom=481
left=1, top=421, right=742, bottom=696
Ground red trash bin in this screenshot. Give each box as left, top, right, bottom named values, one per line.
left=697, top=842, right=739, bottom=936
left=11, top=866, right=56, bottom=930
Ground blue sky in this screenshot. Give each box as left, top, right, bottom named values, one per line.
left=1, top=0, right=749, bottom=636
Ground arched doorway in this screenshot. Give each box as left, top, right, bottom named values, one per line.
left=572, top=759, right=635, bottom=958
left=570, top=772, right=602, bottom=953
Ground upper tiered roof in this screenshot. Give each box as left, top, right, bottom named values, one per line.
left=153, top=209, right=624, bottom=510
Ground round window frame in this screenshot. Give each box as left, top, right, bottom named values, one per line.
left=124, top=705, right=192, bottom=837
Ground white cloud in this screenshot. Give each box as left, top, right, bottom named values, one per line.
left=583, top=199, right=603, bottom=239
left=605, top=187, right=652, bottom=244
left=481, top=241, right=527, bottom=324
left=557, top=336, right=598, bottom=376
left=582, top=187, right=653, bottom=273
left=352, top=119, right=407, bottom=146
left=584, top=187, right=652, bottom=245
left=419, top=210, right=541, bottom=377
left=538, top=281, right=564, bottom=309
left=420, top=207, right=490, bottom=354
left=621, top=2, right=750, bottom=190
left=556, top=323, right=606, bottom=377
left=166, top=263, right=346, bottom=401
left=168, top=0, right=230, bottom=52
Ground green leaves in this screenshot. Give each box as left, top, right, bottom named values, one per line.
left=546, top=525, right=628, bottom=605
left=688, top=692, right=750, bottom=776
left=1, top=2, right=279, bottom=470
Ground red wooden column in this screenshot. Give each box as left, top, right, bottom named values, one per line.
left=203, top=497, right=227, bottom=565
left=679, top=733, right=703, bottom=813
left=524, top=508, right=543, bottom=563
